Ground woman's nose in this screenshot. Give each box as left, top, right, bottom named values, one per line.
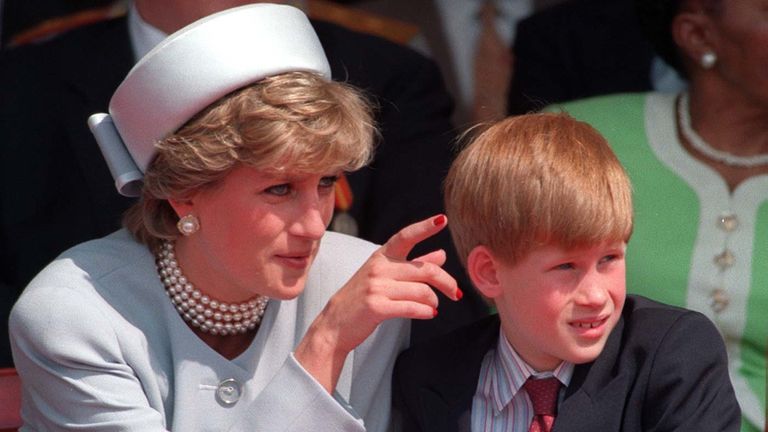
left=290, top=197, right=330, bottom=240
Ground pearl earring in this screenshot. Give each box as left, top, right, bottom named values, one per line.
left=700, top=51, right=717, bottom=69
left=176, top=214, right=200, bottom=236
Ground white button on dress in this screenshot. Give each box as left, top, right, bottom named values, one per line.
left=216, top=379, right=242, bottom=406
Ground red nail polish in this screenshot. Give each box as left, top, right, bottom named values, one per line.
left=433, top=308, right=439, bottom=317
left=456, top=289, right=463, bottom=300
left=433, top=215, right=447, bottom=226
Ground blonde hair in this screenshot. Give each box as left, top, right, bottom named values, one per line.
left=445, top=112, right=633, bottom=267
left=124, top=71, right=376, bottom=250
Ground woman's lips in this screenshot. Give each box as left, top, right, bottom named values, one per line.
left=275, top=253, right=312, bottom=269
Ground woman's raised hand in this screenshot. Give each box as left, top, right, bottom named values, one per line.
left=294, top=214, right=461, bottom=393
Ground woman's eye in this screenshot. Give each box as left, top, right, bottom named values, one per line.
left=554, top=262, right=574, bottom=271
left=319, top=175, right=339, bottom=189
left=265, top=184, right=291, bottom=196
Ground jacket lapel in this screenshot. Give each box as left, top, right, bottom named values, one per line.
left=418, top=386, right=472, bottom=432
left=553, top=317, right=627, bottom=432
left=415, top=316, right=500, bottom=432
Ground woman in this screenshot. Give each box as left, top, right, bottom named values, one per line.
left=551, top=0, right=767, bottom=430
left=9, top=4, right=460, bottom=431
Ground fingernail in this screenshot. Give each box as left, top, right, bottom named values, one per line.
left=433, top=308, right=439, bottom=317
left=433, top=215, right=447, bottom=226
left=456, top=288, right=463, bottom=301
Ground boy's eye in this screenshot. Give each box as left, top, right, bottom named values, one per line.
left=265, top=184, right=291, bottom=196
left=600, top=254, right=620, bottom=264
left=554, top=262, right=574, bottom=271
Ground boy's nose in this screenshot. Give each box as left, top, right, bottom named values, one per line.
left=575, top=276, right=609, bottom=307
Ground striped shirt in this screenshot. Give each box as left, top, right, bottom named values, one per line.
left=471, top=329, right=574, bottom=432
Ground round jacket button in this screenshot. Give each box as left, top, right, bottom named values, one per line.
left=216, top=378, right=242, bottom=406
left=717, top=213, right=739, bottom=232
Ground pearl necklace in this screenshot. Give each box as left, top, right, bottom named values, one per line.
left=678, top=93, right=768, bottom=167
left=156, top=241, right=269, bottom=336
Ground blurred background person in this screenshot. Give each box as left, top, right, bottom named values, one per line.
left=507, top=0, right=686, bottom=114
left=347, top=0, right=565, bottom=127
left=0, top=0, right=125, bottom=47
left=551, top=0, right=768, bottom=430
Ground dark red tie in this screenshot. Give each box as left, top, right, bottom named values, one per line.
left=524, top=377, right=561, bottom=432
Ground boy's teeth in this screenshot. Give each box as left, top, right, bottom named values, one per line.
left=576, top=322, right=598, bottom=328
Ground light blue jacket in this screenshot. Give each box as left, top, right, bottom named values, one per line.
left=10, top=229, right=409, bottom=431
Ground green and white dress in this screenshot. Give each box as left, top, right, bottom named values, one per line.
left=556, top=92, right=768, bottom=432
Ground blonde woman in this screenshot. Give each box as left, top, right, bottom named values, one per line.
left=9, top=5, right=459, bottom=431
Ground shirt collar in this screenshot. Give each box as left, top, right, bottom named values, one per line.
left=487, top=330, right=574, bottom=413
left=128, top=2, right=168, bottom=62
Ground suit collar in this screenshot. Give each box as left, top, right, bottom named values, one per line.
left=553, top=315, right=627, bottom=431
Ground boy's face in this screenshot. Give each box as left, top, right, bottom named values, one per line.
left=493, top=241, right=626, bottom=371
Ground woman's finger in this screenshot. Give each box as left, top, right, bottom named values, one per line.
left=375, top=300, right=442, bottom=321
left=379, top=214, right=447, bottom=260
left=372, top=280, right=440, bottom=307
left=366, top=258, right=460, bottom=301
left=411, top=249, right=447, bottom=267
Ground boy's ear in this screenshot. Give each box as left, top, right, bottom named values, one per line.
left=466, top=245, right=504, bottom=299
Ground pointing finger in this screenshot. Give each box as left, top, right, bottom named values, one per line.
left=380, top=214, right=447, bottom=260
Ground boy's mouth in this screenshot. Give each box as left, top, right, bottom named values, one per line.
left=569, top=316, right=608, bottom=329
left=573, top=321, right=601, bottom=329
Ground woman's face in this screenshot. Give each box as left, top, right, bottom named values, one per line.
left=175, top=165, right=338, bottom=303
left=708, top=0, right=768, bottom=104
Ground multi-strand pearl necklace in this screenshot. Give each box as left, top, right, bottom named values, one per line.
left=678, top=92, right=768, bottom=167
left=156, top=241, right=269, bottom=336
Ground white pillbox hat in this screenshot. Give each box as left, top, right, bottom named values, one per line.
left=89, top=4, right=331, bottom=196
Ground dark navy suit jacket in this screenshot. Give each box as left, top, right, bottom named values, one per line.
left=393, top=295, right=741, bottom=432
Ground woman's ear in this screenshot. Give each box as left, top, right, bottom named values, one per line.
left=466, top=246, right=504, bottom=299
left=672, top=7, right=717, bottom=69
left=167, top=197, right=195, bottom=218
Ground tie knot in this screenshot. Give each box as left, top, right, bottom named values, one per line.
left=523, top=377, right=561, bottom=416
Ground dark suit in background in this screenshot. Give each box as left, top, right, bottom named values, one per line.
left=507, top=0, right=655, bottom=114
left=0, top=15, right=488, bottom=367
left=0, top=0, right=112, bottom=44
left=393, top=295, right=741, bottom=432
left=343, top=0, right=566, bottom=127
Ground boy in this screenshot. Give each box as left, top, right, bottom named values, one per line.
left=393, top=113, right=740, bottom=431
